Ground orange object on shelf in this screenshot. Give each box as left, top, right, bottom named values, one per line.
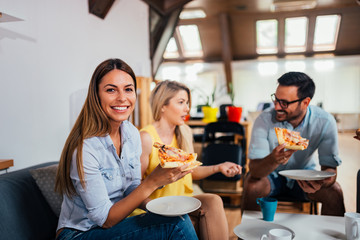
left=0, top=159, right=14, bottom=171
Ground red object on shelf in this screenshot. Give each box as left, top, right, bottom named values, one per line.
left=228, top=106, right=242, bottom=123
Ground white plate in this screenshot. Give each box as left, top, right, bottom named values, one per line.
left=279, top=169, right=336, bottom=180
left=234, top=218, right=295, bottom=240
left=146, top=196, right=201, bottom=217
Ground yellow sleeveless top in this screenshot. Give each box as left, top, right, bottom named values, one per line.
left=129, top=124, right=193, bottom=217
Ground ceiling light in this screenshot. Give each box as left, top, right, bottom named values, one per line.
left=271, top=0, right=317, bottom=12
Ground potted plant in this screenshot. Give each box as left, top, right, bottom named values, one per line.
left=201, top=87, right=218, bottom=123
left=192, top=83, right=218, bottom=123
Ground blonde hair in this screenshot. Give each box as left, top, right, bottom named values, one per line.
left=149, top=80, right=192, bottom=152
left=55, top=59, right=137, bottom=197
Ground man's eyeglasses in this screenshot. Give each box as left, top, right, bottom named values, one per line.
left=271, top=93, right=306, bottom=109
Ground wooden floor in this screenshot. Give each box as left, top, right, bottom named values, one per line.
left=225, top=132, right=360, bottom=240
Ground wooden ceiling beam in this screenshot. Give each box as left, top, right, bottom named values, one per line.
left=142, top=0, right=192, bottom=16
left=88, top=0, right=115, bottom=19
left=306, top=15, right=316, bottom=54
left=150, top=8, right=182, bottom=77
left=277, top=16, right=285, bottom=58
left=219, top=13, right=233, bottom=94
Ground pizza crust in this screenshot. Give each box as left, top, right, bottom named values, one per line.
left=274, top=127, right=286, bottom=145
left=154, top=142, right=202, bottom=171
left=161, top=157, right=202, bottom=171
left=283, top=144, right=307, bottom=151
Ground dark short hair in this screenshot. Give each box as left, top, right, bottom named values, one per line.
left=277, top=72, right=315, bottom=99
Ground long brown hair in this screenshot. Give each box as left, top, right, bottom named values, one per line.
left=149, top=80, right=192, bottom=152
left=55, top=58, right=137, bottom=197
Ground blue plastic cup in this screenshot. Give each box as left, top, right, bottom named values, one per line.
left=256, top=197, right=278, bottom=221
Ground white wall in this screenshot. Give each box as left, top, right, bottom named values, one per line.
left=157, top=55, right=360, bottom=119
left=0, top=0, right=150, bottom=171
left=232, top=56, right=360, bottom=115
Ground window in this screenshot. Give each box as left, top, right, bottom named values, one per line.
left=178, top=25, right=203, bottom=57
left=164, top=25, right=203, bottom=59
left=313, top=15, right=341, bottom=51
left=163, top=37, right=179, bottom=59
left=285, top=17, right=308, bottom=53
left=256, top=20, right=278, bottom=54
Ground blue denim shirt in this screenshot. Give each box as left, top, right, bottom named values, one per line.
left=57, top=120, right=142, bottom=231
left=249, top=106, right=341, bottom=188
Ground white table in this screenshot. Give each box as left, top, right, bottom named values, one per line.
left=234, top=210, right=346, bottom=240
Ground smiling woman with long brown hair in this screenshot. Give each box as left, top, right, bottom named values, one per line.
left=55, top=59, right=197, bottom=240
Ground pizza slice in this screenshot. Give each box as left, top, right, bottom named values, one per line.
left=153, top=142, right=202, bottom=171
left=274, top=127, right=309, bottom=150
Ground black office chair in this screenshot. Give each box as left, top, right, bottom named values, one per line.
left=218, top=104, right=233, bottom=121
left=202, top=121, right=246, bottom=146
left=202, top=143, right=243, bottom=181
left=199, top=122, right=247, bottom=206
left=201, top=121, right=247, bottom=181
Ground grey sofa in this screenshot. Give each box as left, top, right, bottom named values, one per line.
left=0, top=162, right=59, bottom=240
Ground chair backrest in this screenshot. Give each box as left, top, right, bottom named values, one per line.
left=201, top=143, right=243, bottom=181
left=201, top=121, right=247, bottom=181
left=218, top=104, right=233, bottom=121
left=202, top=121, right=245, bottom=145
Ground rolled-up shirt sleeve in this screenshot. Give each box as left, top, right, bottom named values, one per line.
left=317, top=117, right=342, bottom=167
left=71, top=150, right=113, bottom=227
left=249, top=114, right=272, bottom=160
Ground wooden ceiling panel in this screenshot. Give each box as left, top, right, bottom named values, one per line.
left=336, top=9, right=360, bottom=54
left=194, top=18, right=222, bottom=59
left=142, top=0, right=192, bottom=15
left=230, top=15, right=257, bottom=60
left=144, top=0, right=360, bottom=76
left=177, top=3, right=360, bottom=62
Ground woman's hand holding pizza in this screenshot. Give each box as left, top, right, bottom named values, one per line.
left=217, top=162, right=242, bottom=177
left=272, top=143, right=297, bottom=165
left=145, top=164, right=192, bottom=189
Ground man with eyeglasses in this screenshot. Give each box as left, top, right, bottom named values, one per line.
left=242, top=72, right=345, bottom=216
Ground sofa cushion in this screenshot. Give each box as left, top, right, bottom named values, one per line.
left=30, top=164, right=63, bottom=217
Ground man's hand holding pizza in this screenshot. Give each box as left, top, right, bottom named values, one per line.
left=271, top=143, right=297, bottom=165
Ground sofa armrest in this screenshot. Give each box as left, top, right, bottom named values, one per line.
left=0, top=162, right=59, bottom=240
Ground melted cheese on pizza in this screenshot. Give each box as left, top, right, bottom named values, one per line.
left=275, top=127, right=309, bottom=149
left=153, top=142, right=197, bottom=166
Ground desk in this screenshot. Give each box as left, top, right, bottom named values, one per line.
left=186, top=120, right=250, bottom=128
left=234, top=210, right=345, bottom=240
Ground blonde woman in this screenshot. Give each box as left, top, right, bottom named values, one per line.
left=138, top=80, right=242, bottom=240
left=55, top=59, right=197, bottom=240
